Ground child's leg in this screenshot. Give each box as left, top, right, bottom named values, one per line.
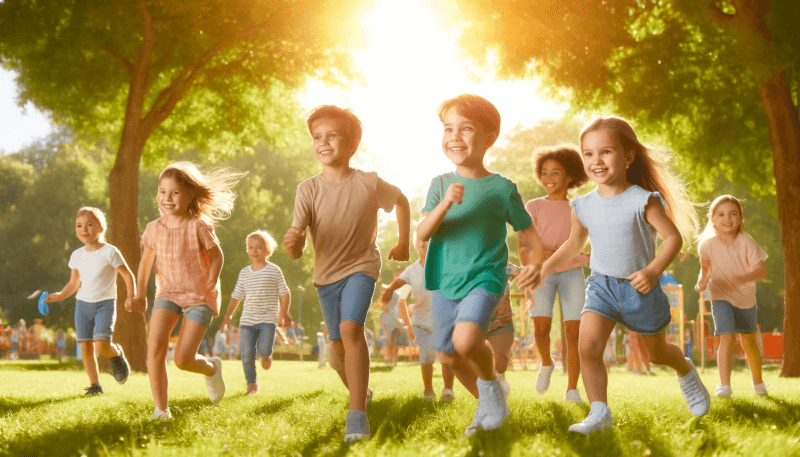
left=635, top=333, right=652, bottom=371
left=173, top=319, right=215, bottom=376
left=80, top=341, right=100, bottom=385
left=239, top=325, right=258, bottom=386
left=421, top=363, right=434, bottom=395
left=740, top=333, right=764, bottom=384
left=438, top=351, right=479, bottom=398
left=147, top=308, right=181, bottom=411
left=639, top=331, right=691, bottom=376
left=442, top=363, right=455, bottom=391
left=452, top=321, right=494, bottom=380
left=628, top=332, right=643, bottom=373
left=560, top=267, right=587, bottom=391
left=532, top=317, right=553, bottom=366
left=578, top=312, right=617, bottom=404
left=330, top=340, right=349, bottom=387
left=257, top=323, right=276, bottom=370
left=94, top=340, right=120, bottom=360
left=340, top=321, right=369, bottom=411
left=415, top=326, right=436, bottom=394
left=564, top=321, right=581, bottom=390
left=487, top=329, right=514, bottom=375
left=717, top=334, right=735, bottom=385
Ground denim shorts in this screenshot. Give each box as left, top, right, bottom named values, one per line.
left=432, top=288, right=499, bottom=354
left=712, top=300, right=757, bottom=335
left=316, top=272, right=377, bottom=341
left=413, top=326, right=437, bottom=364
left=531, top=267, right=586, bottom=321
left=75, top=299, right=116, bottom=342
left=584, top=272, right=670, bottom=336
left=153, top=298, right=214, bottom=328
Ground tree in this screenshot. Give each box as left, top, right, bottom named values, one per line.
left=0, top=0, right=366, bottom=371
left=444, top=0, right=800, bottom=376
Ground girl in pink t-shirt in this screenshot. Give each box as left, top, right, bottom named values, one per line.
left=696, top=195, right=768, bottom=397
left=525, top=145, right=589, bottom=403
left=132, top=162, right=245, bottom=419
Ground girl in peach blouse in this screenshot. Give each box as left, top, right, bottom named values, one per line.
left=132, top=162, right=245, bottom=419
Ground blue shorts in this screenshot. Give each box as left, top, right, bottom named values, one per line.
left=413, top=326, right=436, bottom=364
left=432, top=288, right=499, bottom=354
left=153, top=298, right=214, bottom=327
left=530, top=267, right=586, bottom=321
left=316, top=272, right=377, bottom=341
left=584, top=272, right=670, bottom=336
left=712, top=300, right=757, bottom=335
left=75, top=299, right=116, bottom=342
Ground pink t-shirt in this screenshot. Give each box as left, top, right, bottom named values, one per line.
left=141, top=217, right=222, bottom=316
left=526, top=198, right=588, bottom=273
left=698, top=231, right=768, bottom=309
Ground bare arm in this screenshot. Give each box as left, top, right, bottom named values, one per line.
left=388, top=193, right=411, bottom=261
left=131, top=247, right=155, bottom=313
left=627, top=197, right=682, bottom=294
left=380, top=278, right=409, bottom=303
left=221, top=298, right=241, bottom=332
left=44, top=269, right=81, bottom=302
left=516, top=224, right=544, bottom=290
left=116, top=262, right=137, bottom=312
left=416, top=183, right=464, bottom=241
left=397, top=297, right=415, bottom=342
left=695, top=257, right=712, bottom=292
left=278, top=292, right=293, bottom=328
left=730, top=260, right=767, bottom=288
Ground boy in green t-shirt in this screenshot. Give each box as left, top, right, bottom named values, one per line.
left=417, top=94, right=543, bottom=436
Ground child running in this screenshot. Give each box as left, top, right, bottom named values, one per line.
left=45, top=207, right=134, bottom=395
left=695, top=195, right=769, bottom=397
left=132, top=162, right=245, bottom=420
left=537, top=116, right=708, bottom=434
left=221, top=230, right=292, bottom=395
left=417, top=94, right=542, bottom=436
left=381, top=237, right=457, bottom=402
left=525, top=145, right=589, bottom=403
left=283, top=105, right=410, bottom=443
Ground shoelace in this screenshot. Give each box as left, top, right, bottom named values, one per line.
left=680, top=373, right=705, bottom=406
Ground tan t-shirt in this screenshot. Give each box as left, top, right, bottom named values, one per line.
left=292, top=169, right=402, bottom=286
left=698, top=231, right=768, bottom=309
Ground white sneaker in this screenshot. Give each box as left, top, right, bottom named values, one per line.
left=344, top=410, right=370, bottom=443
left=441, top=388, right=456, bottom=403
left=476, top=378, right=508, bottom=431
left=753, top=382, right=769, bottom=396
left=422, top=393, right=436, bottom=402
left=715, top=384, right=732, bottom=398
left=564, top=389, right=583, bottom=404
left=677, top=358, right=710, bottom=417
left=153, top=407, right=172, bottom=420
left=205, top=357, right=225, bottom=404
left=497, top=373, right=510, bottom=398
left=536, top=363, right=554, bottom=394
left=568, top=401, right=612, bottom=435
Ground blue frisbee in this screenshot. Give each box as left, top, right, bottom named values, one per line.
left=38, top=291, right=50, bottom=316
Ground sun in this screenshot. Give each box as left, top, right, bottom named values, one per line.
left=299, top=0, right=568, bottom=200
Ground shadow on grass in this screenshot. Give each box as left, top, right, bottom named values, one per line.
left=715, top=396, right=800, bottom=427
left=250, top=389, right=325, bottom=417
left=4, top=418, right=138, bottom=457
left=0, top=360, right=84, bottom=372
left=0, top=394, right=83, bottom=415
left=370, top=365, right=395, bottom=373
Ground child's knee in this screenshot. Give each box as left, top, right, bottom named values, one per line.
left=579, top=337, right=604, bottom=358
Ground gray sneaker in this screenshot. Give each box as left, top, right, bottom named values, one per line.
left=344, top=410, right=370, bottom=443
left=110, top=343, right=130, bottom=384
left=677, top=357, right=710, bottom=417
left=477, top=378, right=508, bottom=431
left=568, top=401, right=612, bottom=435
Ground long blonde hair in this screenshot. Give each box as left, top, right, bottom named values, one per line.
left=695, top=195, right=745, bottom=247
left=158, top=162, right=246, bottom=225
left=580, top=116, right=699, bottom=247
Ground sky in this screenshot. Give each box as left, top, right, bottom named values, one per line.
left=0, top=0, right=568, bottom=200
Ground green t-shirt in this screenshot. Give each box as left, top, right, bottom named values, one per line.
left=422, top=172, right=532, bottom=300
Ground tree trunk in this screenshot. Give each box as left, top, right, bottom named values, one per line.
left=758, top=70, right=800, bottom=377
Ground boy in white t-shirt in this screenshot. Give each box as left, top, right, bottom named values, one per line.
left=45, top=207, right=136, bottom=395
left=380, top=237, right=457, bottom=402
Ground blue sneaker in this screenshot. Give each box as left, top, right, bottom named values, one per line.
left=344, top=410, right=370, bottom=443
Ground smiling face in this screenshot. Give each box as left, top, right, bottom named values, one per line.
left=157, top=176, right=191, bottom=218
left=440, top=107, right=496, bottom=170
left=75, top=213, right=104, bottom=246
left=581, top=128, right=634, bottom=191
left=246, top=236, right=269, bottom=264
left=711, top=201, right=743, bottom=238
left=539, top=159, right=572, bottom=198
left=311, top=117, right=355, bottom=168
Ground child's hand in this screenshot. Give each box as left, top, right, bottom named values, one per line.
left=627, top=269, right=659, bottom=294
left=443, top=183, right=464, bottom=207
left=130, top=295, right=147, bottom=314
left=44, top=292, right=62, bottom=303
left=727, top=274, right=747, bottom=289
left=694, top=279, right=708, bottom=293
left=407, top=326, right=416, bottom=343
left=221, top=317, right=232, bottom=333
left=388, top=243, right=409, bottom=261
left=283, top=227, right=306, bottom=250
left=516, top=263, right=542, bottom=290
left=278, top=311, right=293, bottom=328
left=124, top=296, right=134, bottom=313
left=380, top=287, right=393, bottom=304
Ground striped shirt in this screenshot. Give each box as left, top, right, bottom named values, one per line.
left=231, top=262, right=290, bottom=326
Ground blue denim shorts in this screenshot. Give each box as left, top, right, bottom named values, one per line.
left=531, top=267, right=586, bottom=321
left=413, top=326, right=436, bottom=364
left=153, top=298, right=214, bottom=328
left=584, top=272, right=670, bottom=336
left=712, top=300, right=757, bottom=335
left=432, top=288, right=499, bottom=354
left=75, top=299, right=116, bottom=342
left=316, top=272, right=377, bottom=341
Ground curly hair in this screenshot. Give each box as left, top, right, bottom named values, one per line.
left=246, top=230, right=278, bottom=257
left=532, top=144, right=588, bottom=190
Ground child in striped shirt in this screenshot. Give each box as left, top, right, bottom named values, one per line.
left=221, top=230, right=292, bottom=395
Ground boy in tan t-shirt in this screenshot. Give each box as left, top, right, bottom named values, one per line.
left=284, top=105, right=410, bottom=443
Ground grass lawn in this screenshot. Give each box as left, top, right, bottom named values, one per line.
left=0, top=359, right=798, bottom=456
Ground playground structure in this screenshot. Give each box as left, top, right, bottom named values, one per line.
left=1, top=322, right=57, bottom=360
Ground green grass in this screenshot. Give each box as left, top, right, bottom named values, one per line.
left=1, top=359, right=798, bottom=456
